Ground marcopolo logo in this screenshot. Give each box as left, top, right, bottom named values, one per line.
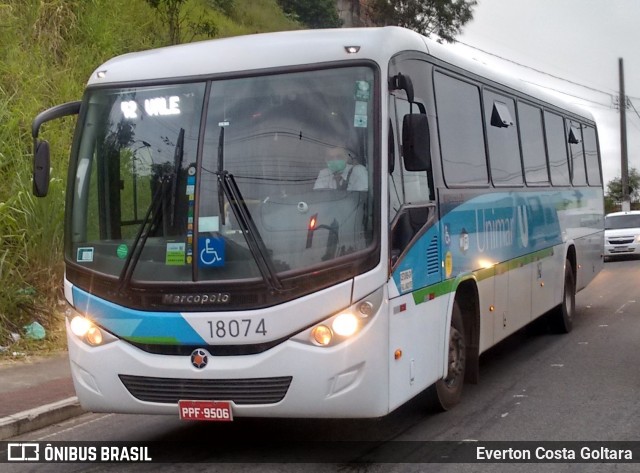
left=162, top=293, right=230, bottom=306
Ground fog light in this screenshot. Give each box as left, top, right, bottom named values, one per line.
left=332, top=313, right=359, bottom=337
left=312, top=325, right=332, bottom=346
left=70, top=315, right=91, bottom=338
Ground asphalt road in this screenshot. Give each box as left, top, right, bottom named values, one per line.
left=6, top=257, right=640, bottom=472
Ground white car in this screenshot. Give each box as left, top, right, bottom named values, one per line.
left=604, top=210, right=640, bottom=260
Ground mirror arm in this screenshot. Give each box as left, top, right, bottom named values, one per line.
left=32, top=101, right=82, bottom=141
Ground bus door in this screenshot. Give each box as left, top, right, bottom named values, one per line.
left=387, top=92, right=442, bottom=408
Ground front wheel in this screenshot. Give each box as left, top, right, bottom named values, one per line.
left=427, top=301, right=466, bottom=411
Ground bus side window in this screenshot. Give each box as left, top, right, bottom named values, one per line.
left=582, top=125, right=601, bottom=186
left=544, top=111, right=570, bottom=186
left=568, top=120, right=587, bottom=186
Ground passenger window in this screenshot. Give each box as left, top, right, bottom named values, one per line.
left=568, top=120, right=587, bottom=186
left=519, top=103, right=549, bottom=185
left=544, top=112, right=570, bottom=186
left=484, top=90, right=522, bottom=186
left=582, top=125, right=601, bottom=186
left=435, top=72, right=488, bottom=186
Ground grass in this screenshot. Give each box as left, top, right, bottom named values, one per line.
left=0, top=0, right=298, bottom=353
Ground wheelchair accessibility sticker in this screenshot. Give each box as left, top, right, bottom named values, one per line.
left=198, top=237, right=225, bottom=267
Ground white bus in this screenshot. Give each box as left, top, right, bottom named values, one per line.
left=32, top=27, right=603, bottom=420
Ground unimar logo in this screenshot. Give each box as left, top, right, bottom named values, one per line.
left=475, top=205, right=529, bottom=252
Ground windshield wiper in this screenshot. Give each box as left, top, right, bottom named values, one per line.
left=216, top=170, right=284, bottom=293
left=118, top=173, right=171, bottom=292
left=119, top=129, right=185, bottom=291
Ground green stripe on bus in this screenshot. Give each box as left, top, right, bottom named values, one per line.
left=411, top=247, right=555, bottom=305
left=124, top=336, right=181, bottom=345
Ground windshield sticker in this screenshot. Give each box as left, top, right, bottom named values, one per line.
left=166, top=242, right=186, bottom=266
left=199, top=216, right=219, bottom=233
left=354, top=80, right=371, bottom=101
left=445, top=251, right=453, bottom=278
left=116, top=244, right=128, bottom=259
left=76, top=247, right=94, bottom=263
left=198, top=237, right=225, bottom=267
left=186, top=175, right=195, bottom=196
left=354, top=100, right=368, bottom=128
left=186, top=171, right=196, bottom=262
left=400, top=269, right=413, bottom=293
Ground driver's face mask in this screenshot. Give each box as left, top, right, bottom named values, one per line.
left=327, top=159, right=347, bottom=173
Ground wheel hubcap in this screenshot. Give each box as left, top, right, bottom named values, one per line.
left=444, top=327, right=465, bottom=387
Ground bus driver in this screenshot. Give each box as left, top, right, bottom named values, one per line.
left=313, top=147, right=367, bottom=191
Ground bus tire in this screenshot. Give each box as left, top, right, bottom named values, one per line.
left=427, top=300, right=466, bottom=411
left=551, top=261, right=575, bottom=333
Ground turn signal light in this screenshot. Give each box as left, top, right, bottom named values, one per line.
left=312, top=325, right=333, bottom=346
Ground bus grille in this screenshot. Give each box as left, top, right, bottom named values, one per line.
left=119, top=375, right=292, bottom=405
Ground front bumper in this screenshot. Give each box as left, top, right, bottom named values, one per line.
left=66, top=310, right=391, bottom=419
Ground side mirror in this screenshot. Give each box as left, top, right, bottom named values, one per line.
left=33, top=140, right=51, bottom=197
left=402, top=114, right=431, bottom=172
left=31, top=100, right=81, bottom=197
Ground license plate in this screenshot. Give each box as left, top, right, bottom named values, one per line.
left=178, top=400, right=233, bottom=422
left=611, top=247, right=629, bottom=253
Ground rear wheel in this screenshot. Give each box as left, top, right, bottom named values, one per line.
left=551, top=260, right=575, bottom=333
left=427, top=301, right=466, bottom=411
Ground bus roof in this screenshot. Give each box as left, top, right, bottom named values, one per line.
left=88, top=27, right=593, bottom=121
left=89, top=27, right=424, bottom=84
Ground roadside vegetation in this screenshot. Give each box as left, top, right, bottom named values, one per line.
left=0, top=0, right=300, bottom=354
left=0, top=0, right=481, bottom=355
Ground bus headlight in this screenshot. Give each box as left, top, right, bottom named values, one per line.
left=294, top=287, right=384, bottom=347
left=332, top=313, right=359, bottom=337
left=67, top=308, right=117, bottom=347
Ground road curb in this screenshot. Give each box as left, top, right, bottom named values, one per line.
left=0, top=397, right=85, bottom=440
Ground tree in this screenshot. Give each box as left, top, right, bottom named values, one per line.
left=606, top=168, right=640, bottom=204
left=146, top=0, right=218, bottom=45
left=277, top=0, right=342, bottom=29
left=365, top=0, right=477, bottom=43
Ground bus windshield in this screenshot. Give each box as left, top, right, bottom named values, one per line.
left=67, top=66, right=376, bottom=285
left=605, top=213, right=640, bottom=230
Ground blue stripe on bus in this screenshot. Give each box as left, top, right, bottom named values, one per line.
left=392, top=189, right=603, bottom=294
left=71, top=286, right=206, bottom=345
